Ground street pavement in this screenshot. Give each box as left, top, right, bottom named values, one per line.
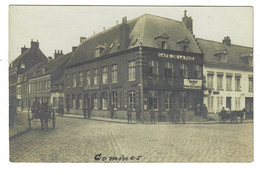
left=9, top=112, right=253, bottom=162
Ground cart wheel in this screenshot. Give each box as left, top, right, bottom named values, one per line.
left=52, top=117, right=56, bottom=129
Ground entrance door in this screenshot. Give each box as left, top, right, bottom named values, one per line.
left=245, top=97, right=253, bottom=119
left=226, top=97, right=232, bottom=110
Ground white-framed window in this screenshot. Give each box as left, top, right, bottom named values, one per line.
left=148, top=60, right=158, bottom=75
left=129, top=91, right=135, bottom=109
left=249, top=77, right=253, bottom=92
left=194, top=65, right=202, bottom=79
left=85, top=70, right=90, bottom=86
left=217, top=75, right=223, bottom=90
left=217, top=96, right=223, bottom=112
left=235, top=76, right=241, bottom=91
left=102, top=66, right=108, bottom=84
left=102, top=92, right=108, bottom=110
left=226, top=76, right=232, bottom=91
left=94, top=68, right=99, bottom=85
left=128, top=61, right=136, bottom=81
left=79, top=72, right=83, bottom=87
left=77, top=94, right=82, bottom=109
left=148, top=90, right=158, bottom=109
left=111, top=64, right=118, bottom=83
left=235, top=97, right=241, bottom=110
left=93, top=93, right=98, bottom=109
left=180, top=63, right=188, bottom=78
left=164, top=91, right=173, bottom=110
left=111, top=92, right=118, bottom=109
left=165, top=62, right=174, bottom=77
left=72, top=73, right=77, bottom=87
left=207, top=74, right=214, bottom=89
left=207, top=96, right=214, bottom=112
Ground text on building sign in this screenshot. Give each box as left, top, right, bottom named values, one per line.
left=158, top=52, right=195, bottom=61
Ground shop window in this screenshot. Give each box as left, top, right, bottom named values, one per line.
left=207, top=96, right=214, bottom=112
left=128, top=61, right=136, bottom=81
left=111, top=92, right=118, bottom=109
left=148, top=90, right=158, bottom=110
left=102, top=67, right=108, bottom=84
left=77, top=94, right=82, bottom=109
left=164, top=91, right=173, bottom=110
left=180, top=63, right=188, bottom=78
left=129, top=91, right=135, bottom=110
left=111, top=64, right=118, bottom=83
left=102, top=92, right=108, bottom=110
left=72, top=94, right=76, bottom=108
left=53, top=97, right=57, bottom=107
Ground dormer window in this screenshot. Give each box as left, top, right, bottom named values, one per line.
left=21, top=63, right=25, bottom=69
left=95, top=45, right=105, bottom=57
left=183, top=45, right=188, bottom=52
left=161, top=41, right=167, bottom=49
left=214, top=50, right=227, bottom=63
left=241, top=53, right=253, bottom=67
left=177, top=37, right=190, bottom=52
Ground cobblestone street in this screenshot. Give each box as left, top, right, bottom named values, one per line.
left=9, top=116, right=253, bottom=162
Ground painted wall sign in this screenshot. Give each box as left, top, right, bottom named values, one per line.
left=84, top=85, right=100, bottom=91
left=158, top=52, right=195, bottom=61
left=183, top=79, right=202, bottom=89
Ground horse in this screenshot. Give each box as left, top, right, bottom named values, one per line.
left=219, top=108, right=246, bottom=123
left=230, top=108, right=246, bottom=123
left=39, top=102, right=50, bottom=131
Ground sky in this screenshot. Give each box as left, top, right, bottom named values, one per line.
left=9, top=6, right=253, bottom=62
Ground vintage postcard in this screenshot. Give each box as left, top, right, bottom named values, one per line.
left=9, top=6, right=253, bottom=163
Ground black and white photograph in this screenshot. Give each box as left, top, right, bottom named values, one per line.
left=7, top=5, right=254, bottom=164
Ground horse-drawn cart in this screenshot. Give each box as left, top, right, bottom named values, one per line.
left=218, top=109, right=246, bottom=123
left=28, top=101, right=56, bottom=131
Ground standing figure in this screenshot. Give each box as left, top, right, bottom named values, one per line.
left=110, top=105, right=114, bottom=119
left=202, top=104, right=208, bottom=119
left=87, top=106, right=92, bottom=119
left=127, top=107, right=132, bottom=123
left=196, top=103, right=201, bottom=115
left=149, top=107, right=156, bottom=124
left=61, top=105, right=64, bottom=117
left=136, top=106, right=141, bottom=123
left=175, top=106, right=180, bottom=124
left=181, top=108, right=186, bottom=124
left=83, top=106, right=87, bottom=119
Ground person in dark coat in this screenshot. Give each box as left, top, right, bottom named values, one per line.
left=87, top=106, right=92, bottom=119
left=60, top=105, right=64, bottom=117
left=127, top=107, right=132, bottom=123
left=83, top=106, right=87, bottom=119
left=110, top=105, right=114, bottom=119
left=136, top=106, right=141, bottom=123
left=202, top=104, right=208, bottom=119
left=149, top=107, right=156, bottom=124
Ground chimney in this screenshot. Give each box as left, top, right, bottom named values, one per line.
left=119, top=16, right=129, bottom=50
left=72, top=46, right=78, bottom=53
left=54, top=49, right=64, bottom=59
left=80, top=37, right=86, bottom=43
left=21, top=45, right=28, bottom=54
left=222, top=36, right=231, bottom=46
left=48, top=56, right=52, bottom=61
left=31, top=39, right=39, bottom=49
left=182, top=10, right=193, bottom=34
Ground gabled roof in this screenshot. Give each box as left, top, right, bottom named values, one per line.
left=67, top=14, right=202, bottom=67
left=197, top=38, right=253, bottom=70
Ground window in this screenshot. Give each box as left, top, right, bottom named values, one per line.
left=226, top=76, right=232, bottom=91
left=111, top=92, right=118, bottom=109
left=53, top=97, right=57, bottom=107
left=129, top=91, right=135, bottom=110
left=183, top=45, right=188, bottom=52
left=148, top=60, right=158, bottom=76
left=235, top=76, right=241, bottom=91
left=77, top=94, right=82, bottom=109
left=128, top=61, right=136, bottom=81
left=235, top=97, right=241, bottom=110
left=207, top=74, right=214, bottom=89
left=161, top=41, right=167, bottom=49
left=93, top=93, right=98, bottom=109
left=102, top=67, right=108, bottom=84
left=47, top=80, right=50, bottom=91
left=180, top=63, right=188, bottom=78
left=79, top=72, right=83, bottom=87
left=111, top=64, right=118, bottom=83
left=72, top=73, right=77, bottom=87
left=85, top=70, right=90, bottom=86
left=164, top=91, right=173, bottom=110
left=165, top=62, right=174, bottom=77
left=180, top=92, right=188, bottom=109
left=148, top=90, right=158, bottom=109
left=217, top=96, right=223, bottom=112
left=249, top=77, right=253, bottom=92
left=95, top=48, right=104, bottom=57
left=194, top=65, right=202, bottom=79
left=94, top=68, right=99, bottom=85
left=21, top=63, right=25, bottom=69
left=72, top=94, right=76, bottom=108
left=217, top=75, right=223, bottom=90
left=207, top=96, right=214, bottom=112
left=102, top=92, right=108, bottom=109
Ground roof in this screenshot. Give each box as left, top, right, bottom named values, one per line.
left=196, top=38, right=253, bottom=70
left=67, top=14, right=202, bottom=67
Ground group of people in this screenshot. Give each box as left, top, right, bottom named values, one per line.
left=127, top=106, right=141, bottom=123
left=82, top=106, right=92, bottom=119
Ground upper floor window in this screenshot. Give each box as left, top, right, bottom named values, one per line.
left=79, top=72, right=83, bottom=87
left=21, top=63, right=25, bottom=69
left=217, top=74, right=223, bottom=90
left=165, top=62, right=174, bottom=77
left=194, top=65, right=202, bottom=79
left=72, top=73, right=77, bottom=87
left=182, top=45, right=188, bottom=52
left=148, top=60, right=158, bottom=76
left=85, top=70, right=90, bottom=86
left=207, top=74, right=214, bottom=89
left=102, top=66, right=108, bottom=84
left=226, top=75, right=232, bottom=91
left=111, top=64, right=118, bottom=83
left=249, top=77, right=253, bottom=92
left=94, top=68, right=99, bottom=85
left=235, top=76, right=241, bottom=91
left=128, top=61, right=136, bottom=81
left=179, top=63, right=188, bottom=78
left=161, top=41, right=167, bottom=49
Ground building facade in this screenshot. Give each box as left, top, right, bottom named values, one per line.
left=197, top=37, right=253, bottom=119
left=64, top=13, right=204, bottom=122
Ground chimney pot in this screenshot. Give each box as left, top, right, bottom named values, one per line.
left=222, top=36, right=231, bottom=46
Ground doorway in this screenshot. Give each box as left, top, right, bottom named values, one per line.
left=245, top=97, right=253, bottom=119
left=226, top=97, right=232, bottom=110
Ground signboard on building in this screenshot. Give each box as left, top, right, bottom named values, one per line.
left=183, top=79, right=202, bottom=89
left=84, top=85, right=100, bottom=91
left=158, top=52, right=195, bottom=61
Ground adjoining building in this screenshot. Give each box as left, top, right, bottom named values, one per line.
left=20, top=49, right=73, bottom=112
left=64, top=12, right=204, bottom=122
left=9, top=40, right=48, bottom=111
left=197, top=37, right=253, bottom=119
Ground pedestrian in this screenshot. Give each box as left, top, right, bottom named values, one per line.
left=181, top=108, right=186, bottom=124
left=168, top=108, right=174, bottom=123
left=127, top=107, right=132, bottom=123
left=61, top=105, right=64, bottom=117
left=196, top=103, right=201, bottom=115
left=83, top=106, right=87, bottom=119
left=136, top=106, right=141, bottom=123
left=149, top=107, right=156, bottom=124
left=175, top=106, right=180, bottom=124
left=110, top=105, right=114, bottom=119
left=87, top=106, right=92, bottom=119
left=202, top=104, right=208, bottom=119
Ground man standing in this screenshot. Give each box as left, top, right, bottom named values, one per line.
left=149, top=107, right=155, bottom=124
left=83, top=106, right=87, bottom=119
left=202, top=104, right=208, bottom=119
left=110, top=105, right=114, bottom=119
left=127, top=107, right=132, bottom=123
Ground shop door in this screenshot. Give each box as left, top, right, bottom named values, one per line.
left=245, top=97, right=253, bottom=119
left=226, top=97, right=232, bottom=110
